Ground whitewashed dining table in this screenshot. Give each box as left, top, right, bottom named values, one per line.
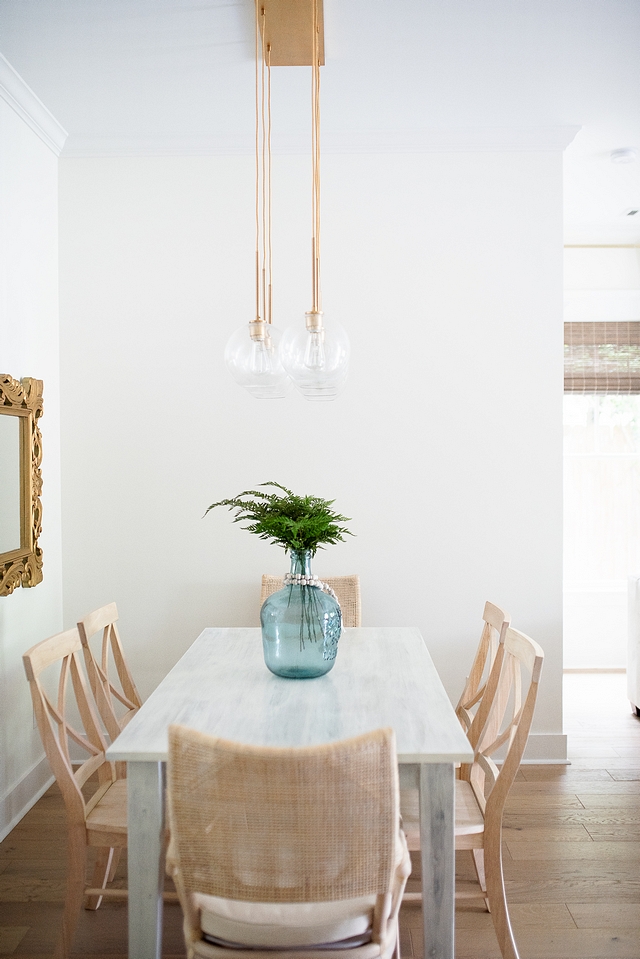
left=106, top=626, right=473, bottom=959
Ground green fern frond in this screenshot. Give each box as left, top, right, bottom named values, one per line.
left=205, top=481, right=353, bottom=554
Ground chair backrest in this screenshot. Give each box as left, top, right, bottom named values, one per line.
left=461, top=625, right=544, bottom=820
left=167, top=725, right=398, bottom=905
left=455, top=601, right=511, bottom=733
left=23, top=627, right=116, bottom=827
left=260, top=574, right=362, bottom=627
left=77, top=602, right=142, bottom=741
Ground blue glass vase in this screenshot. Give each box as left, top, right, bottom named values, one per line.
left=260, top=549, right=342, bottom=678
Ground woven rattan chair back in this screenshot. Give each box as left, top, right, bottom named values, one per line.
left=167, top=726, right=408, bottom=958
left=23, top=628, right=128, bottom=958
left=77, top=602, right=142, bottom=744
left=455, top=601, right=510, bottom=734
left=260, top=574, right=362, bottom=627
left=167, top=725, right=398, bottom=905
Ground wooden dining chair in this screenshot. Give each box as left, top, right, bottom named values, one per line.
left=455, top=601, right=511, bottom=734
left=166, top=725, right=410, bottom=959
left=261, top=574, right=362, bottom=627
left=77, top=601, right=142, bottom=745
left=401, top=625, right=544, bottom=959
left=23, top=627, right=128, bottom=959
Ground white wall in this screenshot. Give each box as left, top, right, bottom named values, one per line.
left=59, top=149, right=565, bottom=760
left=563, top=246, right=640, bottom=669
left=0, top=94, right=63, bottom=838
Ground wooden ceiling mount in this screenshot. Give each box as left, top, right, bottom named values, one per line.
left=259, top=0, right=325, bottom=66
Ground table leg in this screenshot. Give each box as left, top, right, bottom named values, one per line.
left=419, top=762, right=455, bottom=959
left=127, top=762, right=166, bottom=959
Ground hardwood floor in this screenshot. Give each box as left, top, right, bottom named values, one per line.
left=1, top=673, right=639, bottom=958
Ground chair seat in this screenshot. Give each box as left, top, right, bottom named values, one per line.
left=198, top=895, right=377, bottom=949
left=86, top=779, right=128, bottom=840
left=197, top=827, right=409, bottom=949
left=400, top=780, right=484, bottom=851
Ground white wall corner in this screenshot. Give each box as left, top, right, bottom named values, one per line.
left=0, top=753, right=54, bottom=842
left=0, top=54, right=67, bottom=155
left=521, top=733, right=569, bottom=764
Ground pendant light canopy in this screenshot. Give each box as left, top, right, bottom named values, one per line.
left=225, top=0, right=349, bottom=400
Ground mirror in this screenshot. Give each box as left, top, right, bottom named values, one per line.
left=0, top=375, right=44, bottom=596
left=0, top=415, right=21, bottom=553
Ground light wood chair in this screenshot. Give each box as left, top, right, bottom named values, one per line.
left=166, top=725, right=411, bottom=959
left=261, top=574, right=362, bottom=627
left=455, top=601, right=511, bottom=734
left=23, top=627, right=128, bottom=959
left=77, top=601, right=142, bottom=745
left=401, top=626, right=544, bottom=959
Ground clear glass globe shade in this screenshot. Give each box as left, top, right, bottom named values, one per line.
left=280, top=314, right=350, bottom=401
left=225, top=323, right=292, bottom=399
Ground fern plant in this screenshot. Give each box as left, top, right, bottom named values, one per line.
left=205, top=482, right=352, bottom=555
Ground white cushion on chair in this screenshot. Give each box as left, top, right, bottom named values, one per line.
left=196, top=894, right=376, bottom=948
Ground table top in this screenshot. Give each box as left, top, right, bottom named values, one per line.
left=106, top=626, right=473, bottom=765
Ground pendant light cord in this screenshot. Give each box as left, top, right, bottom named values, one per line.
left=254, top=2, right=273, bottom=327
left=267, top=38, right=272, bottom=325
left=255, top=0, right=260, bottom=323
left=311, top=0, right=321, bottom=314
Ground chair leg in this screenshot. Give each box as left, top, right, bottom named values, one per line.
left=484, top=827, right=520, bottom=959
left=107, top=847, right=122, bottom=882
left=471, top=848, right=490, bottom=912
left=392, top=918, right=401, bottom=959
left=54, top=828, right=88, bottom=959
left=85, top=846, right=115, bottom=910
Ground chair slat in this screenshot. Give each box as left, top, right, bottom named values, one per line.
left=77, top=603, right=143, bottom=743
left=402, top=618, right=544, bottom=959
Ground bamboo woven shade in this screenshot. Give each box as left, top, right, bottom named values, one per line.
left=564, top=322, right=640, bottom=393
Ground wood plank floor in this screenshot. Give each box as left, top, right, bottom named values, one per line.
left=1, top=673, right=639, bottom=958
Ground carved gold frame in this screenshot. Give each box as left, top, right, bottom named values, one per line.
left=0, top=375, right=44, bottom=596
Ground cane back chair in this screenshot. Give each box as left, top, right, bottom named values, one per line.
left=166, top=725, right=410, bottom=959
left=260, top=574, right=362, bottom=628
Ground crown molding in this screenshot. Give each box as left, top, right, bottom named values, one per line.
left=62, top=125, right=580, bottom=158
left=0, top=55, right=67, bottom=156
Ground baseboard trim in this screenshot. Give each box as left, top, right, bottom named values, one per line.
left=564, top=668, right=626, bottom=674
left=0, top=754, right=54, bottom=842
left=521, top=733, right=568, bottom=764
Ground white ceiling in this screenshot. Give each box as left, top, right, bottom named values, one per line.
left=1, top=0, right=639, bottom=243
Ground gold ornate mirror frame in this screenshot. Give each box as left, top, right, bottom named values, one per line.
left=0, top=375, right=44, bottom=596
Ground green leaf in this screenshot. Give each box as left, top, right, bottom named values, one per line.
left=204, top=482, right=353, bottom=554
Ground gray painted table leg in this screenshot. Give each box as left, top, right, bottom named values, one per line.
left=127, top=762, right=166, bottom=959
left=420, top=762, right=455, bottom=959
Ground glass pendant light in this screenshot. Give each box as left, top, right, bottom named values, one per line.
left=281, top=0, right=349, bottom=401
left=280, top=312, right=349, bottom=400
left=225, top=3, right=290, bottom=400
left=225, top=319, right=289, bottom=399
